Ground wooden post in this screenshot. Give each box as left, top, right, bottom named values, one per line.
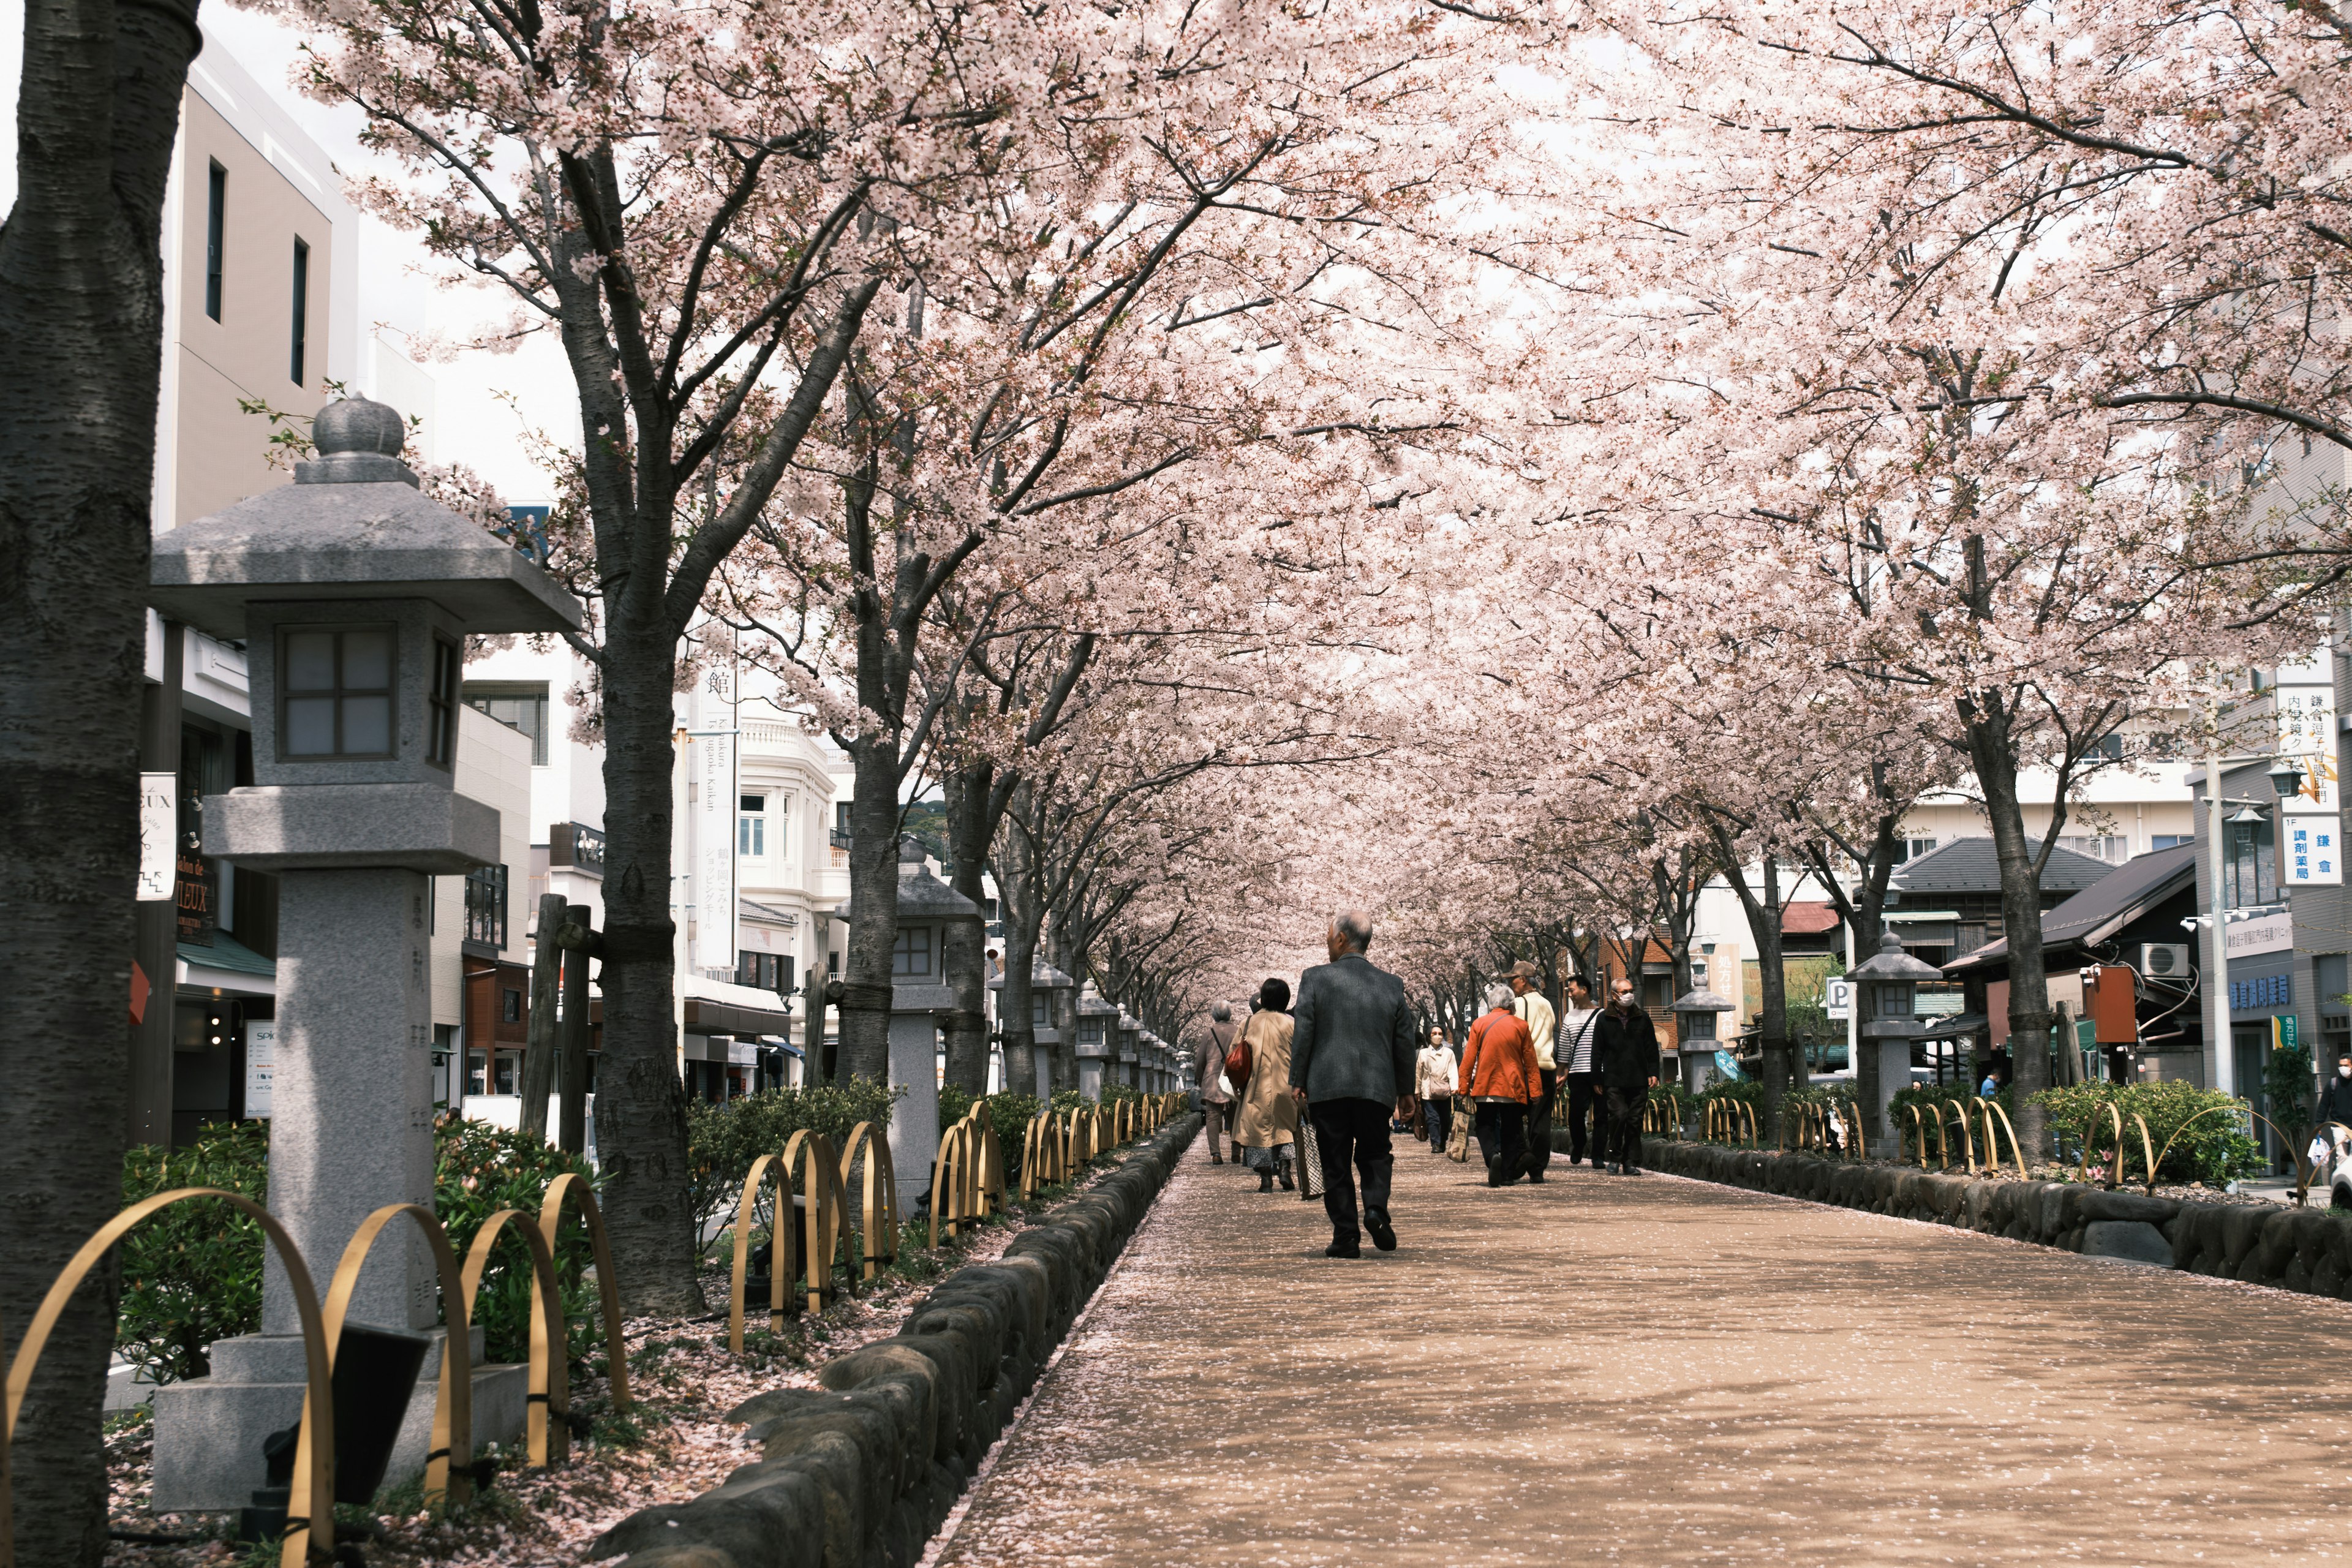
left=518, top=892, right=566, bottom=1140
left=558, top=902, right=594, bottom=1153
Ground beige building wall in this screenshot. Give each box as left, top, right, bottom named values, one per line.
left=165, top=89, right=335, bottom=531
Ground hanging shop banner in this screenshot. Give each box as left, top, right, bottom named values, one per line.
left=138, top=772, right=176, bottom=900
left=2276, top=686, right=2339, bottom=813
left=693, top=664, right=739, bottom=972
left=2282, top=814, right=2344, bottom=888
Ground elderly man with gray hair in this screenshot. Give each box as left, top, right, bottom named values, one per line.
left=1199, top=1001, right=1240, bottom=1164
left=1289, top=909, right=1419, bottom=1258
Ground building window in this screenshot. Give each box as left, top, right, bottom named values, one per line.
left=2317, top=954, right=2349, bottom=1014
left=2059, top=834, right=2130, bottom=865
left=493, top=1049, right=521, bottom=1095
left=279, top=625, right=395, bottom=758
left=289, top=237, right=310, bottom=384
left=205, top=162, right=226, bottom=322
left=426, top=636, right=459, bottom=768
left=2152, top=834, right=2194, bottom=851
left=1894, top=837, right=1937, bottom=864
left=892, top=925, right=932, bottom=978
left=739, top=794, right=766, bottom=858
left=467, top=864, right=510, bottom=949
left=463, top=682, right=549, bottom=764
left=466, top=1049, right=488, bottom=1097
left=500, top=988, right=522, bottom=1025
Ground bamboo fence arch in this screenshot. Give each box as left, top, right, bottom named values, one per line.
left=788, top=1130, right=854, bottom=1309
left=839, top=1123, right=900, bottom=1283
left=319, top=1204, right=475, bottom=1506
left=456, top=1206, right=569, bottom=1466
left=728, top=1152, right=799, bottom=1352
left=3, top=1190, right=337, bottom=1568
left=537, top=1174, right=631, bottom=1411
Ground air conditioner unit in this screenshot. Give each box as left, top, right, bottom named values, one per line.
left=2138, top=943, right=2192, bottom=979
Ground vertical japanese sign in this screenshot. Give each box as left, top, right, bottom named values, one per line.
left=137, top=772, right=176, bottom=900
left=2278, top=683, right=2342, bottom=887
left=694, top=662, right=739, bottom=971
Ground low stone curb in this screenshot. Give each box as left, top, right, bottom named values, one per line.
left=1626, top=1137, right=2352, bottom=1298
left=587, top=1113, right=1202, bottom=1568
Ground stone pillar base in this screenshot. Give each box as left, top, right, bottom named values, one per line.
left=150, top=1327, right=528, bottom=1512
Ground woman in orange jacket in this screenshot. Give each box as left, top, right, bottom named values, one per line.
left=1460, top=984, right=1541, bottom=1186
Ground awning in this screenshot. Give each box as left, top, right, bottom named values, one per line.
left=177, top=932, right=276, bottom=995
left=1920, top=1011, right=1987, bottom=1040
left=757, top=1035, right=805, bottom=1058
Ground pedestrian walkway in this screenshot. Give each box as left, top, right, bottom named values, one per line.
left=932, top=1145, right=2352, bottom=1566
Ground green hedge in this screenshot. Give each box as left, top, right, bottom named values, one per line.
left=2030, top=1081, right=2262, bottom=1184
left=118, top=1117, right=598, bottom=1386
left=685, top=1082, right=899, bottom=1244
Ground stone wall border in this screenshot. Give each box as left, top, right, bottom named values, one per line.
left=587, top=1113, right=1202, bottom=1568
left=1632, top=1137, right=2352, bottom=1298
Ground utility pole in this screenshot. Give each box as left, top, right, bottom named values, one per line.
left=2205, top=730, right=2233, bottom=1099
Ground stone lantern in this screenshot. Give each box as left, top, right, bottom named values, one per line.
left=862, top=838, right=982, bottom=1194
left=1141, top=1030, right=1166, bottom=1092
left=1116, top=1010, right=1142, bottom=1090
left=146, top=399, right=579, bottom=1507
left=987, top=956, right=1074, bottom=1098
left=1669, top=986, right=1736, bottom=1096
left=1076, top=984, right=1118, bottom=1101
left=1851, top=929, right=1942, bottom=1144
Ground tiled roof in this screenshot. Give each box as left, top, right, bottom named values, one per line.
left=1890, top=835, right=2115, bottom=898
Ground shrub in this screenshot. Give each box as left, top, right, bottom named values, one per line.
left=2032, top=1081, right=2263, bottom=1184
left=118, top=1117, right=602, bottom=1384
left=2264, top=1041, right=2316, bottom=1138
left=119, top=1120, right=270, bottom=1384
left=685, top=1082, right=900, bottom=1243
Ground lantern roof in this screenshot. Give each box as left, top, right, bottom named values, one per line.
left=149, top=397, right=582, bottom=638
left=989, top=957, right=1076, bottom=992
left=1117, top=1011, right=1141, bottom=1032
left=892, top=837, right=982, bottom=925
left=1670, top=987, right=1736, bottom=1014
left=1850, top=929, right=1944, bottom=981
left=1077, top=982, right=1120, bottom=1017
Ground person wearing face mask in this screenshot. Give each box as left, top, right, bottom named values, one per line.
left=1593, top=976, right=1661, bottom=1174
left=2318, top=1054, right=2352, bottom=1131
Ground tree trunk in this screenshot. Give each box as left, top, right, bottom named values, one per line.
left=940, top=762, right=993, bottom=1095
left=519, top=893, right=565, bottom=1141
left=800, top=968, right=830, bottom=1087
left=0, top=0, right=204, bottom=1559
left=1967, top=692, right=2053, bottom=1164
left=995, top=813, right=1044, bottom=1099
left=835, top=734, right=903, bottom=1083
left=591, top=632, right=704, bottom=1314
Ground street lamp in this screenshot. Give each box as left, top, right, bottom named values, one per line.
left=2269, top=756, right=2308, bottom=804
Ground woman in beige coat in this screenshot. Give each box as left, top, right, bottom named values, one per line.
left=1231, top=978, right=1299, bottom=1193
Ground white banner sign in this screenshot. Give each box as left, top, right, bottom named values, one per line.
left=693, top=666, right=738, bottom=971
left=137, top=772, right=176, bottom=901
left=2277, top=686, right=2339, bottom=814
left=2227, top=908, right=2295, bottom=958
left=244, top=1020, right=277, bottom=1117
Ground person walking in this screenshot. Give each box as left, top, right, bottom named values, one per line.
left=1200, top=1001, right=1241, bottom=1164
left=1559, top=975, right=1602, bottom=1167
left=1594, top=976, right=1660, bottom=1174
left=1461, top=984, right=1540, bottom=1186
left=1510, top=960, right=1559, bottom=1182
left=1232, top=979, right=1300, bottom=1193
left=1415, top=1028, right=1458, bottom=1156
left=1290, top=911, right=1419, bottom=1257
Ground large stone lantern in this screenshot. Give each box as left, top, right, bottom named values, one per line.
left=1669, top=986, right=1736, bottom=1096
left=1116, top=1010, right=1142, bottom=1090
left=146, top=399, right=579, bottom=1506
left=988, top=956, right=1074, bottom=1098
left=1852, top=929, right=1942, bottom=1143
left=856, top=838, right=982, bottom=1194
left=1076, top=984, right=1118, bottom=1100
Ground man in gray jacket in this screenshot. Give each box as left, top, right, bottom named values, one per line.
left=1290, top=910, right=1419, bottom=1257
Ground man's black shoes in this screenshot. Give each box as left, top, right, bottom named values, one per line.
left=1326, top=1235, right=1362, bottom=1259
left=1366, top=1210, right=1397, bottom=1252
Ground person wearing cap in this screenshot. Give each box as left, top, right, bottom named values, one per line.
left=1510, top=960, right=1559, bottom=1182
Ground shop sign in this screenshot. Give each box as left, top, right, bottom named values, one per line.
left=1823, top=979, right=1850, bottom=1020
left=245, top=1020, right=276, bottom=1117
left=176, top=851, right=215, bottom=944
left=2282, top=816, right=2343, bottom=888
left=2226, top=908, right=2294, bottom=958
left=2277, top=686, right=2339, bottom=814
left=138, top=773, right=176, bottom=900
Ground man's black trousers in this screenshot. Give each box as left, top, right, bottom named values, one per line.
left=1564, top=1071, right=1600, bottom=1164
left=1602, top=1085, right=1646, bottom=1170
left=1310, top=1097, right=1394, bottom=1240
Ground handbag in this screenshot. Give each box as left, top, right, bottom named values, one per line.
left=1295, top=1106, right=1327, bottom=1199
left=1446, top=1096, right=1472, bottom=1162
left=1223, top=1034, right=1253, bottom=1092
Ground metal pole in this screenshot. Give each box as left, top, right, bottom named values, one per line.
left=2206, top=734, right=2233, bottom=1098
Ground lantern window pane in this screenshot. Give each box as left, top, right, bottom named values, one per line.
left=892, top=925, right=932, bottom=977
left=278, top=624, right=398, bottom=759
